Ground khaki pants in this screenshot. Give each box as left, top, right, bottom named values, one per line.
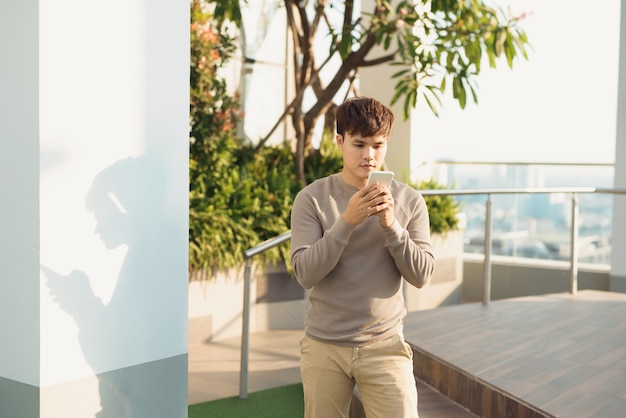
left=300, top=334, right=418, bottom=418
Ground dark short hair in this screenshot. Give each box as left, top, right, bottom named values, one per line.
left=335, top=96, right=395, bottom=139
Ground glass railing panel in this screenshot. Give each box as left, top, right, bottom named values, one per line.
left=423, top=162, right=615, bottom=266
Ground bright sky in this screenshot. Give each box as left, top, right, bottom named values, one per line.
left=415, top=0, right=621, bottom=164
left=241, top=0, right=621, bottom=163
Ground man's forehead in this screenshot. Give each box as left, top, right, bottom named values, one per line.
left=349, top=134, right=388, bottom=143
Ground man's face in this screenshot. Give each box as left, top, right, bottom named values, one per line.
left=337, top=132, right=388, bottom=188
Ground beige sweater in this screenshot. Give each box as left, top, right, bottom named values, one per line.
left=290, top=174, right=435, bottom=346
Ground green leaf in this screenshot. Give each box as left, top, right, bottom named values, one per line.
left=495, top=27, right=507, bottom=57
left=338, top=35, right=353, bottom=59
left=423, top=93, right=440, bottom=118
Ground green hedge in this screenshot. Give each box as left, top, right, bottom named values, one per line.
left=189, top=136, right=460, bottom=273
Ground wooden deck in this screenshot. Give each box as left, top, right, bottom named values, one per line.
left=404, top=290, right=626, bottom=418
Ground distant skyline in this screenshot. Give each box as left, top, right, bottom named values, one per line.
left=415, top=0, right=620, bottom=165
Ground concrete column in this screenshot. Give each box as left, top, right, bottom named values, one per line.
left=611, top=0, right=626, bottom=292
left=0, top=1, right=190, bottom=417
left=359, top=66, right=420, bottom=182
left=358, top=2, right=435, bottom=184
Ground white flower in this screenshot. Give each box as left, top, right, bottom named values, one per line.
left=415, top=32, right=438, bottom=58
left=413, top=0, right=432, bottom=18
left=413, top=20, right=426, bottom=38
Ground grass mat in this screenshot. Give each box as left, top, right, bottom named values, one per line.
left=188, top=383, right=304, bottom=418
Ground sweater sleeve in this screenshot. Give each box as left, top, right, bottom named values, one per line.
left=290, top=189, right=355, bottom=289
left=382, top=193, right=435, bottom=288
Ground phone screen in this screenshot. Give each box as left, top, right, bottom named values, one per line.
left=367, top=171, right=394, bottom=188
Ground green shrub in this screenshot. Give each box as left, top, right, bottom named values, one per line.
left=189, top=143, right=299, bottom=274
left=189, top=1, right=257, bottom=274
left=411, top=179, right=461, bottom=235
left=304, top=132, right=344, bottom=184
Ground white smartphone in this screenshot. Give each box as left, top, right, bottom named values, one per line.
left=367, top=171, right=394, bottom=189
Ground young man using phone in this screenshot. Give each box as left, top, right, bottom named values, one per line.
left=290, top=96, right=435, bottom=418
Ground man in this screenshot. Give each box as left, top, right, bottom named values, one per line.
left=290, top=96, right=436, bottom=418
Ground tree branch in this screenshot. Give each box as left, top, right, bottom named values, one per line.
left=361, top=52, right=397, bottom=67
left=254, top=39, right=340, bottom=152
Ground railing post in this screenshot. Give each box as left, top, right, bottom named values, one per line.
left=569, top=193, right=579, bottom=294
left=238, top=230, right=292, bottom=401
left=483, top=193, right=493, bottom=305
left=239, top=257, right=252, bottom=399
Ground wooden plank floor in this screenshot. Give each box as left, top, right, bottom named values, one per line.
left=404, top=290, right=626, bottom=418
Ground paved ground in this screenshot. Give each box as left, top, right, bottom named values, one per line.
left=188, top=329, right=302, bottom=404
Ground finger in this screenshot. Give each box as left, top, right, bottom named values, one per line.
left=369, top=201, right=386, bottom=214
left=363, top=184, right=380, bottom=196
left=367, top=188, right=386, bottom=200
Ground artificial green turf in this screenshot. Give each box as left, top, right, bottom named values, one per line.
left=188, top=383, right=304, bottom=418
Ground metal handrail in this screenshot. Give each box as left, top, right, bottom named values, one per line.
left=239, top=231, right=291, bottom=399
left=422, top=160, right=614, bottom=167
left=419, top=187, right=625, bottom=304
left=238, top=186, right=626, bottom=399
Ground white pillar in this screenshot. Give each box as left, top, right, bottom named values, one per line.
left=358, top=2, right=434, bottom=184
left=0, top=1, right=190, bottom=417
left=360, top=66, right=420, bottom=183
left=611, top=0, right=626, bottom=292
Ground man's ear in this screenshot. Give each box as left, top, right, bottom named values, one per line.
left=336, top=134, right=343, bottom=147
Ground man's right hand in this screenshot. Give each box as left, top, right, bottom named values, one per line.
left=341, top=183, right=389, bottom=226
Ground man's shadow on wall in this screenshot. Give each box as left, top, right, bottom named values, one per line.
left=41, top=155, right=182, bottom=417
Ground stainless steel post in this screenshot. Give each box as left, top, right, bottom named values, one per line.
left=569, top=193, right=579, bottom=294
left=483, top=194, right=493, bottom=305
left=239, top=257, right=252, bottom=399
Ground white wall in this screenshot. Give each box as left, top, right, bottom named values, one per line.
left=0, top=0, right=41, bottom=386
left=1, top=0, right=189, bottom=389
left=38, top=0, right=189, bottom=386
